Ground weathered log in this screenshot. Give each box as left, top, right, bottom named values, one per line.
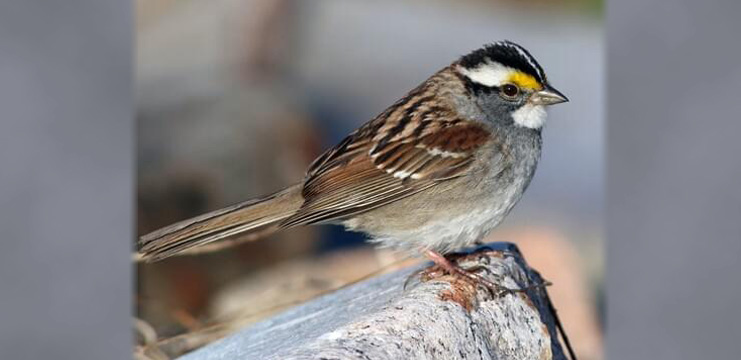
left=180, top=242, right=571, bottom=360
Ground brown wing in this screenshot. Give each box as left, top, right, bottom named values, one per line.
left=280, top=108, right=491, bottom=228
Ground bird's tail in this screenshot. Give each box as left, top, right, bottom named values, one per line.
left=138, top=184, right=303, bottom=262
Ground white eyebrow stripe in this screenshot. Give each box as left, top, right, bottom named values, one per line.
left=458, top=62, right=514, bottom=87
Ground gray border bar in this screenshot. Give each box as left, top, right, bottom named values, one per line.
left=607, top=0, right=741, bottom=358
left=0, top=1, right=132, bottom=359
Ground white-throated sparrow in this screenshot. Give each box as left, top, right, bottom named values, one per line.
left=139, top=41, right=567, bottom=283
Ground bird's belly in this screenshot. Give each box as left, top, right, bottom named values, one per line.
left=345, top=176, right=525, bottom=254
left=381, top=203, right=510, bottom=254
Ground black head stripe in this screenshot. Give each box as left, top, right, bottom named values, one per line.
left=457, top=40, right=546, bottom=84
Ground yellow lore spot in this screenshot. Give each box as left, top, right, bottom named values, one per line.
left=507, top=71, right=543, bottom=91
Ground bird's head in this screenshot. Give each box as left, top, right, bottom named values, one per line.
left=455, top=40, right=568, bottom=130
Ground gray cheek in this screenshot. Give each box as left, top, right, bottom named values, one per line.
left=475, top=95, right=518, bottom=124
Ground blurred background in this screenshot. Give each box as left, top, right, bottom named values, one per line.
left=136, top=0, right=603, bottom=358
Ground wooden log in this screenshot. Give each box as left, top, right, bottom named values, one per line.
left=180, top=242, right=571, bottom=360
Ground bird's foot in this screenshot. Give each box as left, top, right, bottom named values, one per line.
left=405, top=250, right=552, bottom=297
left=421, top=250, right=514, bottom=297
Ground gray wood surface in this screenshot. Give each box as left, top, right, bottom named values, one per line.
left=181, top=243, right=567, bottom=360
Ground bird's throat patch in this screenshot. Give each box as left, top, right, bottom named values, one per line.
left=512, top=104, right=547, bottom=129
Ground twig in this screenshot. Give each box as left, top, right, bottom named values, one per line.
left=546, top=288, right=578, bottom=360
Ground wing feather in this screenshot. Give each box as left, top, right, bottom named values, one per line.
left=281, top=101, right=492, bottom=228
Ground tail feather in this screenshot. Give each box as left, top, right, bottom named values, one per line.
left=138, top=184, right=303, bottom=262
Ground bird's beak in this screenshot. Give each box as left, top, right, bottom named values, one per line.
left=530, top=85, right=569, bottom=106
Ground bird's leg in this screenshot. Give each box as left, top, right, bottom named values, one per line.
left=423, top=249, right=511, bottom=297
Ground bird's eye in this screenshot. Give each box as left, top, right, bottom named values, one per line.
left=500, top=83, right=520, bottom=99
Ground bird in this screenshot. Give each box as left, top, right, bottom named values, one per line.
left=138, top=40, right=568, bottom=287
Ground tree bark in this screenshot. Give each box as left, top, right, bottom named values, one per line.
left=180, top=242, right=570, bottom=360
